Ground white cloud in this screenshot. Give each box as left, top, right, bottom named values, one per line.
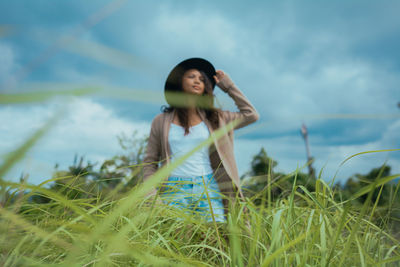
left=44, top=97, right=150, bottom=151
left=1, top=97, right=150, bottom=184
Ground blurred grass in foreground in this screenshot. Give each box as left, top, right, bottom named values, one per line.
left=1, top=166, right=399, bottom=266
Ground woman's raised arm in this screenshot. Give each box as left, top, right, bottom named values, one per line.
left=214, top=70, right=260, bottom=130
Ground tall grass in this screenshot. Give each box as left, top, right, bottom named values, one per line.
left=1, top=169, right=400, bottom=266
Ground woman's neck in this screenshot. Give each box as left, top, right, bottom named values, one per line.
left=187, top=107, right=198, bottom=117
left=173, top=107, right=203, bottom=126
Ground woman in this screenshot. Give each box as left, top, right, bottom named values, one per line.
left=143, top=57, right=259, bottom=223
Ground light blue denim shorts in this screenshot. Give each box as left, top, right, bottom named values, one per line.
left=161, top=172, right=226, bottom=223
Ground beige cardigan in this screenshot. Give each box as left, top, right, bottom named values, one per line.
left=143, top=83, right=259, bottom=211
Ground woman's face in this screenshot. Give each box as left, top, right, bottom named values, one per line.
left=181, top=69, right=205, bottom=95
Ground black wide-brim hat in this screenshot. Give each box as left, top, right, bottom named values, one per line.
left=164, top=58, right=216, bottom=98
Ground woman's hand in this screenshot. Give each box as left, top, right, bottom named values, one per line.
left=213, top=70, right=234, bottom=92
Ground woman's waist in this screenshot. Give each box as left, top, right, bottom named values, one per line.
left=167, top=172, right=214, bottom=181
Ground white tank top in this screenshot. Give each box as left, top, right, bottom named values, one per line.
left=168, top=121, right=214, bottom=178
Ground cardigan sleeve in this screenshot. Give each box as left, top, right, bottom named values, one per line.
left=221, top=83, right=260, bottom=130
left=142, top=115, right=162, bottom=183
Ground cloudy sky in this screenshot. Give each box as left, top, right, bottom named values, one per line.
left=1, top=0, right=399, bottom=185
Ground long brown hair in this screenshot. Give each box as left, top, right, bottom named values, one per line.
left=161, top=69, right=221, bottom=135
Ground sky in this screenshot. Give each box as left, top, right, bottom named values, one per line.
left=1, top=0, right=399, bottom=186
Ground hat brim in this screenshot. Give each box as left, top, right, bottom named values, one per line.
left=164, top=58, right=216, bottom=95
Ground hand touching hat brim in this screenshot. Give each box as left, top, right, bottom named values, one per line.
left=214, top=70, right=234, bottom=92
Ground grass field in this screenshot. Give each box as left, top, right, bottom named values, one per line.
left=1, top=165, right=400, bottom=266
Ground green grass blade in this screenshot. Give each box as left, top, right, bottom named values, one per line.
left=0, top=87, right=98, bottom=104
left=261, top=228, right=315, bottom=267
left=0, top=207, right=71, bottom=249
left=340, top=149, right=400, bottom=167
left=351, top=174, right=400, bottom=200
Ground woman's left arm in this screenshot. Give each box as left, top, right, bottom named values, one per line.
left=214, top=70, right=260, bottom=130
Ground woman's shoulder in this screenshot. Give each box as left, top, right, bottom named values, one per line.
left=151, top=113, right=164, bottom=125
left=151, top=110, right=173, bottom=125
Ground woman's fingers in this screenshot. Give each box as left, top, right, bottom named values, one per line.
left=213, top=75, right=219, bottom=83
left=215, top=70, right=225, bottom=82
left=216, top=70, right=224, bottom=77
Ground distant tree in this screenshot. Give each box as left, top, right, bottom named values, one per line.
left=95, top=130, right=147, bottom=193
left=28, top=130, right=148, bottom=203
left=249, top=147, right=278, bottom=176
left=343, top=165, right=392, bottom=205
left=50, top=154, right=97, bottom=200
left=242, top=147, right=317, bottom=205
left=342, top=164, right=400, bottom=233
